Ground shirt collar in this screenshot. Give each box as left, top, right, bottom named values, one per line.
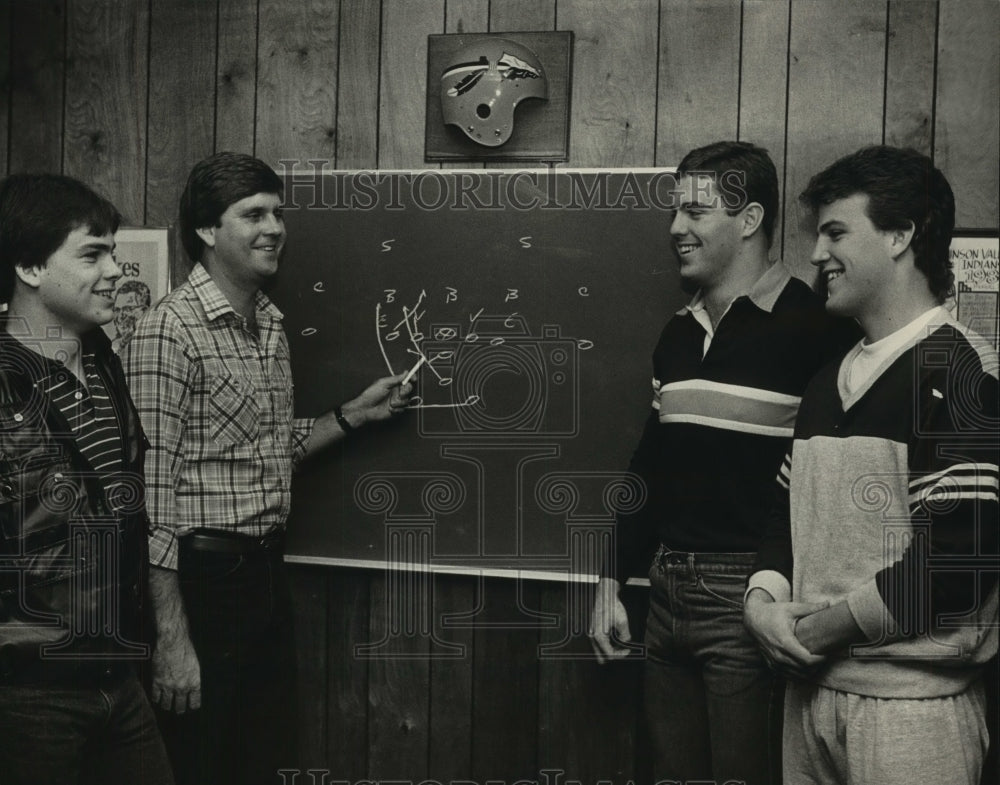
left=677, top=261, right=791, bottom=316
left=188, top=263, right=284, bottom=323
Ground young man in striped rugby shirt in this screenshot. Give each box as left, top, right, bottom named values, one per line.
left=0, top=174, right=172, bottom=783
left=588, top=141, right=856, bottom=784
left=745, top=146, right=998, bottom=784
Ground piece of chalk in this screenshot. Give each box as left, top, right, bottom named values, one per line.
left=402, top=356, right=426, bottom=386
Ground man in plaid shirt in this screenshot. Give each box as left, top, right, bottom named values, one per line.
left=122, top=152, right=412, bottom=785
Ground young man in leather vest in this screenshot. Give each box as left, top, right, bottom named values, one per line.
left=0, top=174, right=172, bottom=784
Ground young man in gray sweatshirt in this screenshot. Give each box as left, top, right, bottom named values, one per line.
left=744, top=146, right=998, bottom=785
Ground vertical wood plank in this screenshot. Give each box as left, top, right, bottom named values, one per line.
left=490, top=0, right=555, bottom=32
left=656, top=0, right=741, bottom=166
left=537, top=581, right=641, bottom=781
left=216, top=0, right=258, bottom=154
left=64, top=0, right=148, bottom=224
left=366, top=565, right=431, bottom=778
left=9, top=0, right=65, bottom=174
left=740, top=0, right=790, bottom=254
left=783, top=0, right=886, bottom=276
left=337, top=0, right=381, bottom=168
left=325, top=569, right=371, bottom=778
left=428, top=574, right=475, bottom=779
left=471, top=579, right=540, bottom=781
left=146, top=0, right=215, bottom=226
left=256, top=0, right=340, bottom=169
left=0, top=0, right=12, bottom=176
left=884, top=0, right=936, bottom=154
left=379, top=0, right=444, bottom=168
left=288, top=565, right=330, bottom=770
left=558, top=0, right=658, bottom=168
left=935, top=0, right=999, bottom=229
left=486, top=0, right=555, bottom=172
left=446, top=0, right=488, bottom=35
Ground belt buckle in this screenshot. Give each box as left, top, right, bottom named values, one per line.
left=653, top=543, right=666, bottom=571
left=259, top=529, right=283, bottom=551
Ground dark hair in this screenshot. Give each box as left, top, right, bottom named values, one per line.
left=115, top=278, right=151, bottom=307
left=800, top=145, right=955, bottom=301
left=677, top=141, right=780, bottom=246
left=179, top=152, right=283, bottom=262
left=0, top=174, right=122, bottom=303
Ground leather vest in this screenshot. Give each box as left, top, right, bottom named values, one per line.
left=0, top=328, right=151, bottom=682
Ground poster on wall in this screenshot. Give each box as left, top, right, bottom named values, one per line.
left=106, top=227, right=171, bottom=353
left=948, top=234, right=999, bottom=349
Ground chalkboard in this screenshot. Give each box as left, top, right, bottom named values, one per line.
left=270, top=170, right=685, bottom=579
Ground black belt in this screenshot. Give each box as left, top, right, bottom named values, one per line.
left=185, top=528, right=285, bottom=556
left=653, top=544, right=756, bottom=568
left=0, top=658, right=136, bottom=687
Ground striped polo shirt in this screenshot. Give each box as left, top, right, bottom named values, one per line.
left=612, top=262, right=858, bottom=578
left=39, top=353, right=123, bottom=503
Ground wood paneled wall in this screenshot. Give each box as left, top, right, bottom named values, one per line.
left=3, top=1, right=997, bottom=252
left=1, top=1, right=997, bottom=780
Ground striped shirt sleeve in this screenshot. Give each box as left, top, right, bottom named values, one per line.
left=872, top=345, right=999, bottom=639
left=750, top=449, right=795, bottom=594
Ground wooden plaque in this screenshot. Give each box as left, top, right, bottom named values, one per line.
left=425, top=31, right=572, bottom=163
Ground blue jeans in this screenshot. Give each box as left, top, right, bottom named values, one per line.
left=0, top=667, right=173, bottom=785
left=644, top=548, right=780, bottom=785
left=155, top=536, right=297, bottom=785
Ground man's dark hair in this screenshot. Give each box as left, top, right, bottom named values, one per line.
left=677, top=141, right=780, bottom=246
left=800, top=145, right=955, bottom=301
left=179, top=152, right=284, bottom=262
left=115, top=279, right=151, bottom=308
left=0, top=174, right=122, bottom=303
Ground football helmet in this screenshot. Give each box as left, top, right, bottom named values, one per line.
left=440, top=38, right=548, bottom=147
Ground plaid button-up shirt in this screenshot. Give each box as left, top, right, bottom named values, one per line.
left=122, top=264, right=314, bottom=569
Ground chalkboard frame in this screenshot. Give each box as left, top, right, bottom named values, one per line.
left=271, top=168, right=685, bottom=584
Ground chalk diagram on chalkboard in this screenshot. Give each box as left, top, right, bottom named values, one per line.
left=416, top=314, right=581, bottom=437
left=375, top=285, right=590, bottom=434
left=376, top=289, right=483, bottom=411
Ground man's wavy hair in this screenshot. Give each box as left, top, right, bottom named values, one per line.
left=179, top=152, right=283, bottom=263
left=800, top=145, right=955, bottom=301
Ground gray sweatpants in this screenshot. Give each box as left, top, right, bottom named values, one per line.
left=783, top=679, right=988, bottom=785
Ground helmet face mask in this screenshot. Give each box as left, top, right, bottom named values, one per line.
left=440, top=38, right=548, bottom=148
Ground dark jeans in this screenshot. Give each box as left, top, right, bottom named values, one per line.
left=155, top=535, right=298, bottom=785
left=644, top=548, right=781, bottom=785
left=0, top=667, right=173, bottom=785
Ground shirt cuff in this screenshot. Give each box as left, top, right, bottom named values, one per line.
left=291, top=417, right=316, bottom=467
left=745, top=570, right=792, bottom=603
left=148, top=525, right=180, bottom=571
